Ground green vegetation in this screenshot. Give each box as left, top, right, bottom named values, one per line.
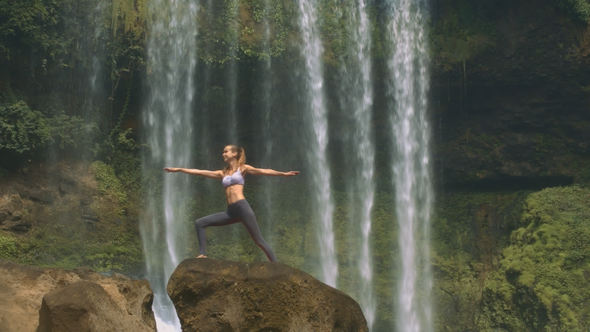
left=0, top=101, right=50, bottom=154
left=431, top=187, right=590, bottom=331
left=195, top=0, right=294, bottom=63
left=556, top=0, right=590, bottom=22
left=10, top=225, right=142, bottom=272
left=0, top=233, right=19, bottom=259
left=0, top=0, right=145, bottom=168
left=430, top=1, right=497, bottom=72
left=111, top=0, right=147, bottom=38
left=432, top=191, right=530, bottom=331
left=1, top=158, right=143, bottom=273
left=0, top=0, right=66, bottom=61
left=91, top=161, right=128, bottom=207
left=479, top=186, right=590, bottom=331
left=0, top=100, right=92, bottom=168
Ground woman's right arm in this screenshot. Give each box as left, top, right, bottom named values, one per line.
left=164, top=167, right=223, bottom=179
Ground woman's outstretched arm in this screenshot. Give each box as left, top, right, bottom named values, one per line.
left=164, top=167, right=223, bottom=179
left=241, top=164, right=300, bottom=176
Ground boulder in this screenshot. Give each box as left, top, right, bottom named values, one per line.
left=167, top=259, right=368, bottom=332
left=0, top=260, right=155, bottom=332
left=38, top=280, right=152, bottom=332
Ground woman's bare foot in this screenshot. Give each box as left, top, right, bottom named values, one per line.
left=196, top=254, right=207, bottom=259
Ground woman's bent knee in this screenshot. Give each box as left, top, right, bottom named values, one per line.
left=195, top=218, right=206, bottom=229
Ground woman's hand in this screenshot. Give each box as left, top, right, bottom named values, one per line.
left=283, top=171, right=300, bottom=176
left=164, top=167, right=180, bottom=172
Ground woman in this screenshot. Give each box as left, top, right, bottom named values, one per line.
left=164, top=145, right=299, bottom=262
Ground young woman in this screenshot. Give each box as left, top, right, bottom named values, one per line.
left=163, top=145, right=299, bottom=262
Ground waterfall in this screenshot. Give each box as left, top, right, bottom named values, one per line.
left=351, top=0, right=377, bottom=328
left=335, top=0, right=377, bottom=328
left=79, top=0, right=107, bottom=160
left=140, top=1, right=199, bottom=331
left=226, top=0, right=240, bottom=143
left=260, top=0, right=275, bottom=246
left=195, top=0, right=213, bottom=173
left=296, top=0, right=338, bottom=287
left=225, top=0, right=241, bottom=254
left=88, top=1, right=106, bottom=108
left=386, top=0, right=434, bottom=331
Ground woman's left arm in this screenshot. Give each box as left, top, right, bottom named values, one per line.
left=242, top=164, right=300, bottom=176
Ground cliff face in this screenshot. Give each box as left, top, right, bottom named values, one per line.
left=429, top=0, right=590, bottom=188
left=167, top=258, right=368, bottom=332
left=0, top=160, right=143, bottom=273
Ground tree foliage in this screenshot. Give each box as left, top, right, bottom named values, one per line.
left=0, top=0, right=62, bottom=61
left=0, top=101, right=50, bottom=154
left=0, top=100, right=93, bottom=164
left=556, top=0, right=590, bottom=22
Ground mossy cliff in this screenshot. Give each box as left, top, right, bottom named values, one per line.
left=432, top=187, right=590, bottom=331
left=430, top=0, right=590, bottom=187
left=0, top=160, right=142, bottom=274
left=478, top=186, right=590, bottom=331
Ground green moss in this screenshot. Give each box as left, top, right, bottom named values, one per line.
left=90, top=160, right=127, bottom=206
left=13, top=224, right=143, bottom=273
left=479, top=186, right=590, bottom=331
left=0, top=233, right=19, bottom=259
left=0, top=159, right=144, bottom=273
left=84, top=234, right=142, bottom=271
left=111, top=0, right=147, bottom=38
left=432, top=191, right=529, bottom=330
left=430, top=1, right=497, bottom=71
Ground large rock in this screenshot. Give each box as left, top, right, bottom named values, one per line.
left=0, top=260, right=155, bottom=332
left=38, top=280, right=153, bottom=332
left=167, top=259, right=368, bottom=332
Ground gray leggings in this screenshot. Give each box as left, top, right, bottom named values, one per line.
left=195, top=199, right=277, bottom=262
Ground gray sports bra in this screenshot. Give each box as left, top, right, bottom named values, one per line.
left=222, top=168, right=245, bottom=188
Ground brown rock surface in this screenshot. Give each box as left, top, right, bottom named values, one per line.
left=0, top=260, right=155, bottom=332
left=37, top=280, right=153, bottom=332
left=167, top=258, right=368, bottom=332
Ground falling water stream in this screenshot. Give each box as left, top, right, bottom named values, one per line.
left=140, top=1, right=199, bottom=331
left=297, top=0, right=338, bottom=288
left=337, top=0, right=377, bottom=328
left=386, top=0, right=434, bottom=331
left=351, top=0, right=377, bottom=328
left=260, top=0, right=276, bottom=246
left=226, top=0, right=240, bottom=144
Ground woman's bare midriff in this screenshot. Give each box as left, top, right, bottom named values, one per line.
left=225, top=185, right=246, bottom=204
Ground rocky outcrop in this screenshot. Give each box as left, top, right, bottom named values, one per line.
left=167, top=259, right=368, bottom=332
left=0, top=260, right=155, bottom=332
left=427, top=1, right=590, bottom=189
left=0, top=160, right=143, bottom=274
left=0, top=162, right=101, bottom=236
left=37, top=280, right=154, bottom=332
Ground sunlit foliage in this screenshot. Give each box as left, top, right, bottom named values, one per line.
left=479, top=186, right=590, bottom=331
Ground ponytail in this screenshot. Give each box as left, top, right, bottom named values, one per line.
left=237, top=146, right=246, bottom=168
